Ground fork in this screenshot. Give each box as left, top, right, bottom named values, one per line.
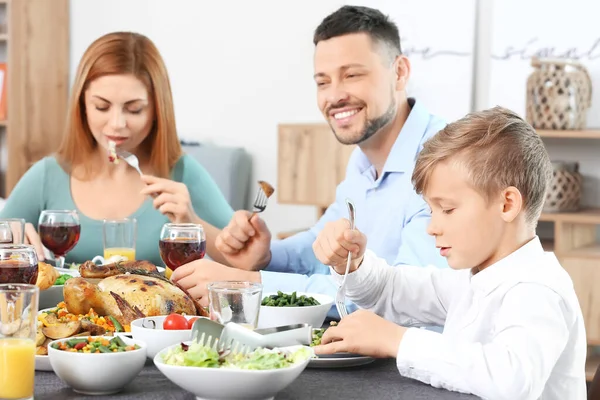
left=116, top=148, right=143, bottom=177
left=335, top=198, right=356, bottom=319
left=249, top=181, right=274, bottom=218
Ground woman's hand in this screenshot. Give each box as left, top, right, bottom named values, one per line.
left=24, top=222, right=45, bottom=261
left=140, top=175, right=198, bottom=223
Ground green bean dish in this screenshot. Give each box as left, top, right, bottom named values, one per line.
left=261, top=291, right=320, bottom=307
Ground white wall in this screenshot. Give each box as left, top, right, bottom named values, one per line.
left=482, top=0, right=600, bottom=208
left=70, top=0, right=476, bottom=236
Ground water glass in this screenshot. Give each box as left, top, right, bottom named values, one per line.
left=208, top=281, right=263, bottom=329
left=0, top=283, right=39, bottom=400
left=103, top=218, right=137, bottom=261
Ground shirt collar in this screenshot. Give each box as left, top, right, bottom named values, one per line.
left=470, top=236, right=545, bottom=295
left=354, top=98, right=433, bottom=176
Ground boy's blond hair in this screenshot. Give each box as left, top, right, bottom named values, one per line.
left=412, top=106, right=553, bottom=226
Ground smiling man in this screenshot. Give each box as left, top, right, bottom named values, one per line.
left=172, top=5, right=449, bottom=317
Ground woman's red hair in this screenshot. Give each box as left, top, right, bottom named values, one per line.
left=57, top=31, right=181, bottom=178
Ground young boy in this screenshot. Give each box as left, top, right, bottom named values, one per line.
left=312, top=107, right=587, bottom=400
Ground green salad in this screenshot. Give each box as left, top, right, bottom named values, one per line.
left=162, top=342, right=311, bottom=370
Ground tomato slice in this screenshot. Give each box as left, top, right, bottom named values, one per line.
left=163, top=313, right=189, bottom=330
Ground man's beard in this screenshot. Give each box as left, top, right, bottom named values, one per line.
left=330, top=96, right=397, bottom=146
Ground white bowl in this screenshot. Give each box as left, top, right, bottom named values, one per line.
left=257, top=292, right=333, bottom=329
left=154, top=343, right=311, bottom=400
left=48, top=336, right=147, bottom=395
left=130, top=315, right=198, bottom=359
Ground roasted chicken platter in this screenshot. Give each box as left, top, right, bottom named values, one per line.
left=35, top=259, right=207, bottom=356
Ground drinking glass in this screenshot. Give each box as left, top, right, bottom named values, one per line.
left=0, top=283, right=39, bottom=400
left=0, top=218, right=25, bottom=244
left=38, top=210, right=81, bottom=270
left=208, top=281, right=263, bottom=329
left=0, top=245, right=39, bottom=285
left=103, top=218, right=137, bottom=261
left=159, top=223, right=206, bottom=272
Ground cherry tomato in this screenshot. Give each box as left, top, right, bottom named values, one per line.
left=187, top=317, right=199, bottom=329
left=163, top=313, right=189, bottom=330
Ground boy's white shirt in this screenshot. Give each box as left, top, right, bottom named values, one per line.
left=329, top=236, right=587, bottom=400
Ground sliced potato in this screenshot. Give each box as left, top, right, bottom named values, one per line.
left=35, top=329, right=46, bottom=346
left=41, top=313, right=59, bottom=326
left=36, top=346, right=48, bottom=356
left=42, top=321, right=81, bottom=340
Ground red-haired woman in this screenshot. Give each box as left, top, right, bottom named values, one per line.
left=0, top=32, right=233, bottom=266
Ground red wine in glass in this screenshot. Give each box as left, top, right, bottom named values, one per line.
left=0, top=261, right=38, bottom=284
left=38, top=210, right=80, bottom=270
left=159, top=238, right=206, bottom=271
left=39, top=223, right=81, bottom=256
left=0, top=245, right=39, bottom=284
left=159, top=223, right=206, bottom=272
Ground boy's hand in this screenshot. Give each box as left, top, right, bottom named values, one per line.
left=312, top=218, right=367, bottom=274
left=313, top=310, right=406, bottom=358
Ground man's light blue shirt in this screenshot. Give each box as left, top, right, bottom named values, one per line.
left=260, top=99, right=449, bottom=316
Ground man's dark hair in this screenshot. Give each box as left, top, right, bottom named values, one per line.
left=313, top=5, right=401, bottom=59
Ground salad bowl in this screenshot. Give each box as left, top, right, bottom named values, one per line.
left=154, top=341, right=312, bottom=400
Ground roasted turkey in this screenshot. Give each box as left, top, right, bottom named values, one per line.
left=63, top=260, right=207, bottom=326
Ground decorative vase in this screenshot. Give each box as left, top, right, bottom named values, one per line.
left=526, top=57, right=592, bottom=130
left=543, top=161, right=582, bottom=213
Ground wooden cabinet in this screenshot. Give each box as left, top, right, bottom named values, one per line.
left=277, top=123, right=355, bottom=218
left=0, top=0, right=70, bottom=197
left=535, top=129, right=600, bottom=380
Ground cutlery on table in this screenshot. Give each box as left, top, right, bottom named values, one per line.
left=335, top=198, right=356, bottom=319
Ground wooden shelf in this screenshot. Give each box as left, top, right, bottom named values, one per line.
left=539, top=208, right=600, bottom=224
left=537, top=129, right=600, bottom=139
left=0, top=34, right=7, bottom=41
left=564, top=243, right=600, bottom=259
left=0, top=120, right=6, bottom=127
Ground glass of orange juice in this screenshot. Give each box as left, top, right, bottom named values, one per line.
left=0, top=283, right=39, bottom=400
left=102, top=218, right=136, bottom=261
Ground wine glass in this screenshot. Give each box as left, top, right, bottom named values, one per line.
left=159, top=223, right=206, bottom=272
left=0, top=218, right=26, bottom=244
left=0, top=244, right=39, bottom=284
left=38, top=210, right=81, bottom=270
left=0, top=222, right=13, bottom=244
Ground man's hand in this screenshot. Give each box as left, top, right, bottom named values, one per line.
left=171, top=259, right=261, bottom=307
left=314, top=310, right=406, bottom=358
left=215, top=211, right=272, bottom=271
left=312, top=218, right=367, bottom=274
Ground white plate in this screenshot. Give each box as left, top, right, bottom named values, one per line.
left=307, top=353, right=375, bottom=368
left=35, top=308, right=57, bottom=372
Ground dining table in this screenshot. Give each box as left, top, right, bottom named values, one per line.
left=34, top=358, right=480, bottom=400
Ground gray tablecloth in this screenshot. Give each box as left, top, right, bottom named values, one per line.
left=34, top=358, right=479, bottom=400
